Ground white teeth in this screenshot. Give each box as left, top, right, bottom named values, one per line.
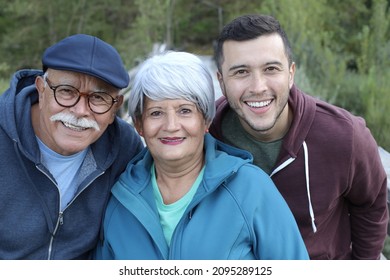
left=246, top=100, right=272, bottom=108
left=63, top=122, right=86, bottom=132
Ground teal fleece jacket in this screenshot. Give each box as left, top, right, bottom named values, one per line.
left=95, top=134, right=309, bottom=260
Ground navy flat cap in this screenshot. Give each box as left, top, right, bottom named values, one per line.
left=42, top=34, right=129, bottom=89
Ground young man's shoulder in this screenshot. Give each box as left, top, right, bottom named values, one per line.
left=300, top=90, right=367, bottom=132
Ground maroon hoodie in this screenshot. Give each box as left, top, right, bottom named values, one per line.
left=209, top=84, right=389, bottom=259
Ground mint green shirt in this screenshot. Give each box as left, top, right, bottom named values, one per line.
left=151, top=164, right=205, bottom=246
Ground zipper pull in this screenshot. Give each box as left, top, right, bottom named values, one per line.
left=59, top=212, right=64, bottom=225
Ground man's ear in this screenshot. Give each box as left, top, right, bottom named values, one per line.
left=35, top=76, right=46, bottom=108
left=108, top=94, right=124, bottom=121
left=115, top=94, right=124, bottom=108
left=289, top=62, right=296, bottom=89
left=217, top=71, right=226, bottom=97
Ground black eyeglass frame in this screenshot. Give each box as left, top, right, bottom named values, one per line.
left=45, top=77, right=119, bottom=114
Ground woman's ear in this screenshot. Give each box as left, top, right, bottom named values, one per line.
left=134, top=119, right=143, bottom=136
left=205, top=120, right=211, bottom=133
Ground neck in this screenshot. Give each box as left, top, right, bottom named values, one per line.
left=244, top=103, right=292, bottom=142
left=154, top=154, right=204, bottom=204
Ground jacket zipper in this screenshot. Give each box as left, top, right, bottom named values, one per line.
left=47, top=211, right=64, bottom=259
left=168, top=174, right=234, bottom=259
left=36, top=164, right=104, bottom=259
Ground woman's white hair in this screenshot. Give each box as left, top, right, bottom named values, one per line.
left=128, top=51, right=215, bottom=124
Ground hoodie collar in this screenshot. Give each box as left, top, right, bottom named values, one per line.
left=118, top=133, right=253, bottom=195
left=0, top=69, right=121, bottom=168
left=282, top=84, right=316, bottom=158
left=211, top=84, right=316, bottom=159
left=211, top=85, right=318, bottom=233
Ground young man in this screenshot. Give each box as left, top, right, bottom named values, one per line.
left=210, top=14, right=389, bottom=259
left=0, top=34, right=144, bottom=259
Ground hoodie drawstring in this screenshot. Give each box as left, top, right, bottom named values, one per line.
left=270, top=141, right=317, bottom=233
left=303, top=141, right=317, bottom=233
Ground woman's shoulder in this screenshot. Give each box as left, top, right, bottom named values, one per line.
left=225, top=163, right=279, bottom=196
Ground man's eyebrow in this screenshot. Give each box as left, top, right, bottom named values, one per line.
left=228, top=64, right=248, bottom=72
left=228, top=61, right=284, bottom=72
left=265, top=61, right=283, bottom=67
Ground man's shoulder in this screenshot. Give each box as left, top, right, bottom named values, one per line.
left=313, top=97, right=367, bottom=131
left=296, top=88, right=364, bottom=128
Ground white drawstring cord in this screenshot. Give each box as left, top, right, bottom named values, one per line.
left=303, top=141, right=317, bottom=233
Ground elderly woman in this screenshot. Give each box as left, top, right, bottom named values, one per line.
left=95, top=51, right=309, bottom=260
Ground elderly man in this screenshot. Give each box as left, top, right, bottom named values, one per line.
left=0, top=34, right=144, bottom=259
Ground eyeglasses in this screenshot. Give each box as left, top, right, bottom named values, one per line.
left=45, top=78, right=119, bottom=114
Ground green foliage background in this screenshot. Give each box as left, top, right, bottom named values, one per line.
left=0, top=0, right=389, bottom=258
left=1, top=0, right=389, bottom=151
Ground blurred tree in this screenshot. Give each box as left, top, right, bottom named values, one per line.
left=0, top=0, right=389, bottom=149
left=0, top=0, right=137, bottom=72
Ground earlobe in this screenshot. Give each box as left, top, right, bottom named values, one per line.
left=116, top=95, right=124, bottom=107
left=205, top=121, right=211, bottom=134
left=109, top=95, right=124, bottom=123
left=289, top=62, right=296, bottom=88
left=35, top=76, right=45, bottom=96
left=217, top=72, right=226, bottom=97
left=134, top=120, right=143, bottom=136
left=35, top=76, right=46, bottom=108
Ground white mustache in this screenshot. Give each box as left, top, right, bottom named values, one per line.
left=50, top=112, right=100, bottom=131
